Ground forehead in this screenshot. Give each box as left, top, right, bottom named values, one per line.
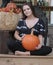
left=23, top=5, right=30, bottom=9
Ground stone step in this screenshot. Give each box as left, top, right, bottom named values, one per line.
left=0, top=54, right=53, bottom=65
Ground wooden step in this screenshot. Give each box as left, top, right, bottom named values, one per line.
left=0, top=54, right=53, bottom=65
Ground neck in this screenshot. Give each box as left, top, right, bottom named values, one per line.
left=27, top=14, right=35, bottom=20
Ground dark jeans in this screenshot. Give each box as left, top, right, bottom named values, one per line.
left=7, top=38, right=52, bottom=56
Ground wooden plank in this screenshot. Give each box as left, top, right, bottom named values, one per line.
left=0, top=54, right=53, bottom=65
left=0, top=54, right=53, bottom=58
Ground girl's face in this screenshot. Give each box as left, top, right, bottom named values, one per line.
left=23, top=5, right=33, bottom=17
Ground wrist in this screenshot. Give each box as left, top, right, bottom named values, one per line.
left=19, top=37, right=22, bottom=41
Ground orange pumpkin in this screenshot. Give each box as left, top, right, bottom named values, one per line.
left=4, top=7, right=10, bottom=12
left=22, top=34, right=40, bottom=51
left=1, top=8, right=6, bottom=12
left=6, top=2, right=17, bottom=9
left=6, top=2, right=17, bottom=12
left=15, top=8, right=21, bottom=14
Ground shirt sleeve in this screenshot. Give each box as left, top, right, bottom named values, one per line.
left=39, top=19, right=46, bottom=37
left=16, top=19, right=23, bottom=31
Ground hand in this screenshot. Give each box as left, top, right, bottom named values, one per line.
left=35, top=44, right=42, bottom=50
left=16, top=34, right=26, bottom=41
left=21, top=34, right=26, bottom=39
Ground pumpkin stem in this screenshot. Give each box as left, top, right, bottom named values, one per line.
left=31, top=28, right=34, bottom=35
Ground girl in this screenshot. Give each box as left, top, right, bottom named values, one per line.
left=7, top=3, right=52, bottom=56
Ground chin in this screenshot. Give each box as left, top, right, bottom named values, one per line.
left=26, top=14, right=31, bottom=17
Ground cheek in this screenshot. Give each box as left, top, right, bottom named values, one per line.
left=25, top=10, right=32, bottom=14
left=28, top=10, right=32, bottom=15
left=23, top=9, right=32, bottom=16
left=29, top=11, right=32, bottom=13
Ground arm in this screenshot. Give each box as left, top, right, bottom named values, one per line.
left=38, top=35, right=44, bottom=46
left=35, top=35, right=44, bottom=49
left=14, top=30, right=22, bottom=41
left=14, top=20, right=24, bottom=41
left=35, top=19, right=46, bottom=49
left=31, top=28, right=44, bottom=49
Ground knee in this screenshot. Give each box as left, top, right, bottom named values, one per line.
left=7, top=38, right=15, bottom=48
left=45, top=46, right=52, bottom=55
left=49, top=47, right=52, bottom=53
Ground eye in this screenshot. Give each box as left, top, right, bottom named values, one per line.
left=23, top=8, right=30, bottom=12
left=27, top=8, right=30, bottom=10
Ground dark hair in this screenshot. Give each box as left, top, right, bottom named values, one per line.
left=21, top=2, right=36, bottom=20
